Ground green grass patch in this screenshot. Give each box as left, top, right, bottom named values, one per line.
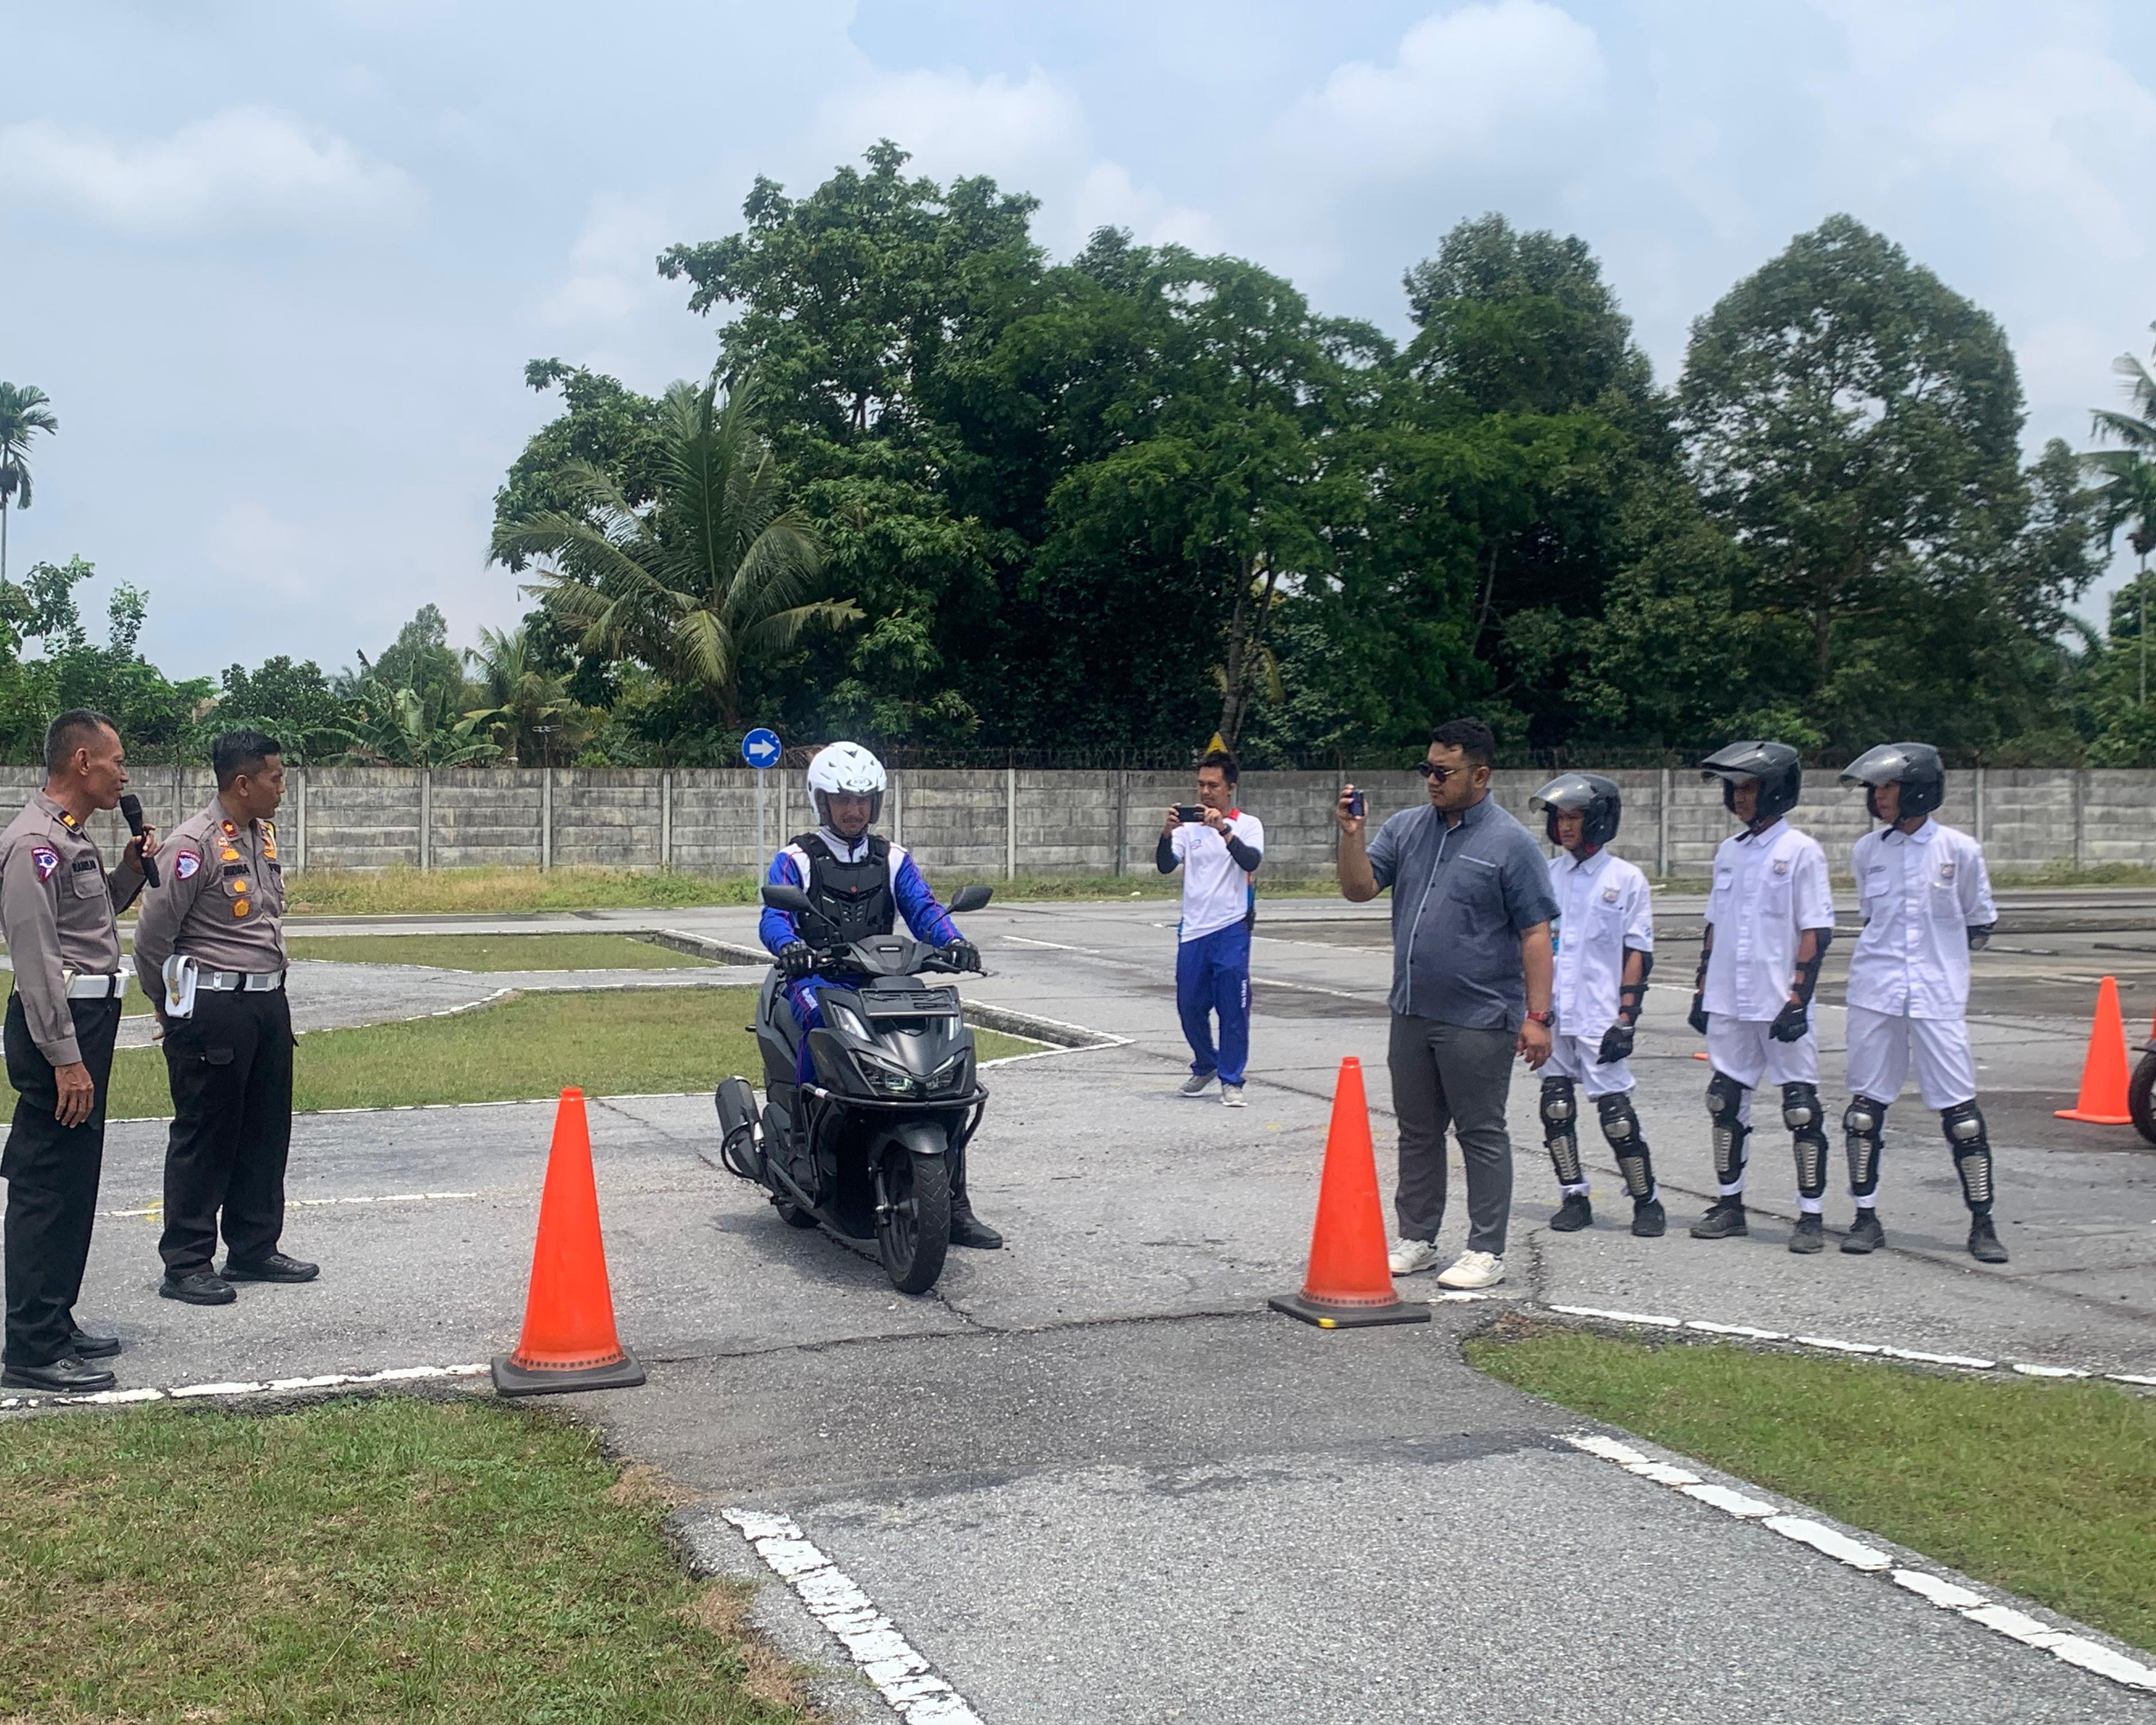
left=107, top=986, right=1044, bottom=1118
left=286, top=932, right=719, bottom=971
left=280, top=864, right=1342, bottom=917
left=0, top=1395, right=807, bottom=1724
left=1467, top=1325, right=2156, bottom=1653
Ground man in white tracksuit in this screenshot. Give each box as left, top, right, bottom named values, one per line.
left=1688, top=742, right=1838, bottom=1252
left=1528, top=773, right=1663, bottom=1237
left=1837, top=743, right=2007, bottom=1264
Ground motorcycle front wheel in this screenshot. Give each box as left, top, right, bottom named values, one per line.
left=876, top=1144, right=951, bottom=1294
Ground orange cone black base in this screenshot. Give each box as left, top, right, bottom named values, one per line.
left=1271, top=1056, right=1431, bottom=1333
left=491, top=1350, right=647, bottom=1397
left=1267, top=1289, right=1430, bottom=1330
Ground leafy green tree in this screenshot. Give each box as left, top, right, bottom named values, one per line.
left=331, top=675, right=497, bottom=768
left=0, top=383, right=59, bottom=585
left=463, top=623, right=579, bottom=766
left=495, top=362, right=668, bottom=525
left=1680, top=216, right=2027, bottom=704
left=203, top=657, right=350, bottom=764
left=493, top=373, right=854, bottom=729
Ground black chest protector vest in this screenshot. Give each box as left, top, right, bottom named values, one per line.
left=792, top=832, right=895, bottom=946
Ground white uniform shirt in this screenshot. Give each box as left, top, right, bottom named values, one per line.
left=1845, top=819, right=1995, bottom=1019
left=1703, top=820, right=1834, bottom=1022
left=1171, top=811, right=1264, bottom=942
left=1547, top=847, right=1654, bottom=1040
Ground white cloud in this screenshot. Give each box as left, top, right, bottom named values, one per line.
left=809, top=65, right=1215, bottom=256
left=537, top=195, right=680, bottom=328
left=0, top=107, right=419, bottom=234
left=1290, top=0, right=1606, bottom=178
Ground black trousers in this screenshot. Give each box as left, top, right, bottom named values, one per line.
left=159, top=988, right=294, bottom=1273
left=2, top=993, right=121, bottom=1367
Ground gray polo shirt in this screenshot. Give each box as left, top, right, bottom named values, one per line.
left=1366, top=796, right=1559, bottom=1030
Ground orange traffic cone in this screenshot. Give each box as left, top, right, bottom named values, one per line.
left=2055, top=977, right=2134, bottom=1125
left=492, top=1088, right=647, bottom=1395
left=1269, top=1058, right=1432, bottom=1330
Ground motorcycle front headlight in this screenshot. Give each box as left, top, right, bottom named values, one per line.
left=856, top=1052, right=919, bottom=1097
left=927, top=1052, right=971, bottom=1096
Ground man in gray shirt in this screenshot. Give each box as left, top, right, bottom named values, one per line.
left=1337, top=719, right=1557, bottom=1290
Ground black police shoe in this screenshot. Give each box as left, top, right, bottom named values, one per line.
left=1689, top=1199, right=1748, bottom=1240
left=2, top=1355, right=117, bottom=1394
left=947, top=1201, right=1003, bottom=1251
left=1841, top=1210, right=1885, bottom=1254
left=1550, top=1193, right=1593, bottom=1232
left=1631, top=1198, right=1667, bottom=1238
left=224, top=1253, right=319, bottom=1283
left=1968, top=1217, right=2009, bottom=1264
left=1788, top=1214, right=1826, bottom=1254
left=160, top=1268, right=237, bottom=1305
left=70, top=1327, right=121, bottom=1359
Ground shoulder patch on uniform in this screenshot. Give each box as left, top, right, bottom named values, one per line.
left=175, top=851, right=201, bottom=881
left=31, top=846, right=59, bottom=882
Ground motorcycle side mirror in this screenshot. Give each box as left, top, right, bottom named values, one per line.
left=761, top=883, right=814, bottom=916
left=947, top=885, right=994, bottom=913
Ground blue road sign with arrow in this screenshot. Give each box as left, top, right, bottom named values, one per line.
left=741, top=728, right=782, bottom=769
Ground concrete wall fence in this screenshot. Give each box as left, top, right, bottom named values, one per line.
left=6, top=765, right=2142, bottom=883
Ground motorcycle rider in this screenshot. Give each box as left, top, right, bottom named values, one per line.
left=1838, top=743, right=2007, bottom=1263
left=1687, top=742, right=1837, bottom=1252
left=759, top=742, right=1002, bottom=1250
left=1528, top=773, right=1663, bottom=1237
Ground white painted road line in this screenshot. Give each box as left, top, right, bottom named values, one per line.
left=723, top=1509, right=983, bottom=1724
left=1542, top=1303, right=2146, bottom=1387
left=1559, top=1431, right=2156, bottom=1694
left=100, top=1190, right=483, bottom=1220
left=0, top=1361, right=487, bottom=1412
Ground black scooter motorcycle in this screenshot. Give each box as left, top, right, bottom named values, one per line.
left=714, top=881, right=994, bottom=1294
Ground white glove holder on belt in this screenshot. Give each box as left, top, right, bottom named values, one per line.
left=161, top=954, right=200, bottom=1019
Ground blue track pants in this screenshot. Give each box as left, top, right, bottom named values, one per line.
left=1176, top=921, right=1252, bottom=1087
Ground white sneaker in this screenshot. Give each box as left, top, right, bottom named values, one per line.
left=1436, top=1250, right=1505, bottom=1290
left=1388, top=1237, right=1441, bottom=1276
left=1221, top=1084, right=1246, bottom=1107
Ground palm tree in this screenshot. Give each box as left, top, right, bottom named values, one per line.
left=491, top=371, right=855, bottom=728
left=463, top=622, right=575, bottom=765
left=2088, top=324, right=2156, bottom=705
left=0, top=383, right=59, bottom=585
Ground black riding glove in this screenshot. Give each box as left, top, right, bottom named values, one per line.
left=1687, top=994, right=1709, bottom=1036
left=944, top=940, right=983, bottom=974
left=1596, top=1021, right=1635, bottom=1064
left=777, top=941, right=816, bottom=981
left=1768, top=997, right=1810, bottom=1043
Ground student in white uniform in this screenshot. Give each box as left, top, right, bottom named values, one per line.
left=1527, top=774, right=1663, bottom=1237
left=1687, top=742, right=1838, bottom=1252
left=1837, top=743, right=2006, bottom=1264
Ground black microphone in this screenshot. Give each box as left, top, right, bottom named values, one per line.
left=119, top=793, right=159, bottom=887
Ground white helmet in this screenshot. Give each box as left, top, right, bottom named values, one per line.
left=807, top=741, right=886, bottom=825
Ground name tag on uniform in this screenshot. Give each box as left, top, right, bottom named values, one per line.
left=70, top=856, right=96, bottom=872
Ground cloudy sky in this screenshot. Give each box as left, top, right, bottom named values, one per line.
left=5, top=0, right=2153, bottom=679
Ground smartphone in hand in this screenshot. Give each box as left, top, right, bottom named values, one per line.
left=1346, top=791, right=1366, bottom=818
left=1175, top=805, right=1205, bottom=824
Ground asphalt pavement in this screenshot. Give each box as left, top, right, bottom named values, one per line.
left=12, top=892, right=2156, bottom=1721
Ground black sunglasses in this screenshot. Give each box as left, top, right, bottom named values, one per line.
left=1414, top=762, right=1466, bottom=783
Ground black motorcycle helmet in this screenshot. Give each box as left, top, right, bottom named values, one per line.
left=1840, top=742, right=1945, bottom=824
left=1530, top=772, right=1623, bottom=849
left=1699, top=740, right=1803, bottom=828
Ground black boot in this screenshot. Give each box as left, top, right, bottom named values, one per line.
left=1630, top=1198, right=1666, bottom=1238
left=1550, top=1193, right=1593, bottom=1232
left=1689, top=1198, right=1748, bottom=1240
left=947, top=1154, right=1003, bottom=1250
left=1788, top=1213, right=1826, bottom=1254
left=1841, top=1210, right=1885, bottom=1254
left=1968, top=1214, right=2009, bottom=1264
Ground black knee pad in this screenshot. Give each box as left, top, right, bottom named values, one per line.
left=1705, top=1071, right=1749, bottom=1184
left=1941, top=1101, right=1993, bottom=1214
left=1598, top=1091, right=1654, bottom=1198
left=1843, top=1094, right=1888, bottom=1199
left=1541, top=1076, right=1582, bottom=1185
left=1784, top=1082, right=1828, bottom=1198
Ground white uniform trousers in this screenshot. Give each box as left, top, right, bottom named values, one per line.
left=1845, top=1005, right=1977, bottom=1111
left=1705, top=1011, right=1818, bottom=1126
left=1543, top=1031, right=1634, bottom=1099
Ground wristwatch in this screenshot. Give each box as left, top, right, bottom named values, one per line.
left=1525, top=1009, right=1554, bottom=1026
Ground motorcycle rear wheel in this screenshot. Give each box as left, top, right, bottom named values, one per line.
left=877, top=1146, right=951, bottom=1294
left=2130, top=1051, right=2156, bottom=1145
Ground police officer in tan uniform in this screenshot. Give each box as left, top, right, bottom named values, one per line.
left=1, top=709, right=157, bottom=1393
left=135, top=730, right=314, bottom=1305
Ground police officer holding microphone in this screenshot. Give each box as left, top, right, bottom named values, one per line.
left=0, top=710, right=157, bottom=1394
left=135, top=730, right=315, bottom=1305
